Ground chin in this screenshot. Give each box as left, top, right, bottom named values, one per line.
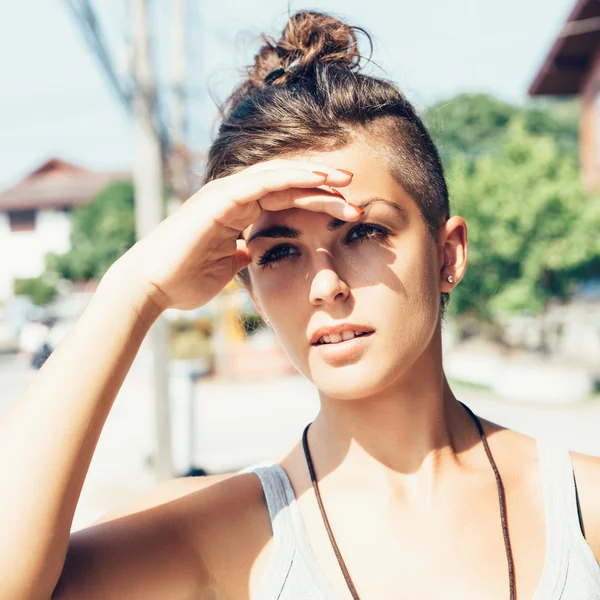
left=307, top=360, right=396, bottom=401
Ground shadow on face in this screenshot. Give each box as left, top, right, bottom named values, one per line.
left=239, top=142, right=466, bottom=400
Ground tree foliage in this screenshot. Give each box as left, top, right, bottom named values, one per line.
left=46, top=180, right=136, bottom=281
left=14, top=276, right=58, bottom=306
left=440, top=113, right=600, bottom=322
left=423, top=93, right=580, bottom=168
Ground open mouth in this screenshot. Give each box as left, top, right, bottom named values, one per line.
left=314, top=331, right=374, bottom=345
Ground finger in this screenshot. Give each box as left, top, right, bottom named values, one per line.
left=235, top=159, right=353, bottom=187
left=235, top=171, right=362, bottom=222
left=205, top=168, right=360, bottom=233
left=259, top=187, right=363, bottom=221
left=187, top=167, right=327, bottom=219
left=227, top=168, right=353, bottom=209
left=233, top=239, right=251, bottom=273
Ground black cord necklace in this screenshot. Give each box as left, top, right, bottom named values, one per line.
left=301, top=401, right=516, bottom=600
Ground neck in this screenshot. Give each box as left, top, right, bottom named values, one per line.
left=307, top=342, right=481, bottom=505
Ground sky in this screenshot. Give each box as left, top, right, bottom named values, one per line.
left=0, top=0, right=575, bottom=188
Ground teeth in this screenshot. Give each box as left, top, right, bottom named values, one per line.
left=318, top=331, right=363, bottom=344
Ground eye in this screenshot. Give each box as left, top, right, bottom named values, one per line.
left=256, top=244, right=299, bottom=268
left=346, top=223, right=391, bottom=245
left=256, top=223, right=391, bottom=268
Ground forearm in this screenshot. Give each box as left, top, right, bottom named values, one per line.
left=0, top=265, right=162, bottom=599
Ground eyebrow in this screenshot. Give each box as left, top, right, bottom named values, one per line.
left=246, top=197, right=406, bottom=244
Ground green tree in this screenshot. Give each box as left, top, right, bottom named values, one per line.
left=447, top=118, right=600, bottom=328
left=423, top=93, right=580, bottom=168
left=424, top=93, right=517, bottom=167
left=14, top=276, right=58, bottom=306
left=45, top=180, right=136, bottom=281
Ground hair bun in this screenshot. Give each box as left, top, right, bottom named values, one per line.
left=250, top=11, right=369, bottom=86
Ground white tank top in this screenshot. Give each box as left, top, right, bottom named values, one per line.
left=242, top=437, right=600, bottom=598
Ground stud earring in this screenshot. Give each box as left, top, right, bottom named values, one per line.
left=447, top=275, right=454, bottom=283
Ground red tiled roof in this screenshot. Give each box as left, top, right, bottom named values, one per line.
left=0, top=158, right=131, bottom=211
left=529, top=0, right=600, bottom=96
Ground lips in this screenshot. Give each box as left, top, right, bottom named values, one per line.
left=311, top=328, right=374, bottom=362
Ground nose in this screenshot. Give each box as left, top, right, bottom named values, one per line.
left=308, top=256, right=350, bottom=306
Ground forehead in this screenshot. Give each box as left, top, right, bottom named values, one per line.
left=305, top=138, right=382, bottom=169
left=243, top=140, right=410, bottom=238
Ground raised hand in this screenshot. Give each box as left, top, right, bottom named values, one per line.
left=110, top=160, right=358, bottom=312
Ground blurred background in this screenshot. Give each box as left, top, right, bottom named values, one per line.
left=1, top=0, right=600, bottom=531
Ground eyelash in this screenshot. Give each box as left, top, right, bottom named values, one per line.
left=256, top=223, right=391, bottom=268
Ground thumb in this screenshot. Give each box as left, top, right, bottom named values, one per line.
left=233, top=238, right=252, bottom=273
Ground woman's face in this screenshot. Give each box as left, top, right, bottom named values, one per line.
left=243, top=140, right=464, bottom=400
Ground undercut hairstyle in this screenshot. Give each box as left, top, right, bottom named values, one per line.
left=205, top=10, right=451, bottom=318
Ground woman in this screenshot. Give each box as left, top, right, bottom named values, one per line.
left=2, top=10, right=600, bottom=600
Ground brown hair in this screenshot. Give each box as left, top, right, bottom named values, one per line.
left=205, top=10, right=451, bottom=317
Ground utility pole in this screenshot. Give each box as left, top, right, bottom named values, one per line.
left=131, top=0, right=173, bottom=481
left=168, top=0, right=189, bottom=214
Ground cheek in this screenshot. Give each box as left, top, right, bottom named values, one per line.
left=385, top=235, right=440, bottom=315
left=251, top=269, right=313, bottom=374
left=252, top=267, right=301, bottom=296
left=250, top=266, right=307, bottom=324
left=400, top=241, right=440, bottom=326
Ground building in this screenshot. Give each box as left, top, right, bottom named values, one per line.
left=0, top=158, right=129, bottom=302
left=529, top=0, right=600, bottom=190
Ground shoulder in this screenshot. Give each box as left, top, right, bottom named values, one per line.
left=569, top=450, right=600, bottom=563
left=96, top=468, right=271, bottom=562
left=500, top=428, right=600, bottom=566
left=59, top=470, right=271, bottom=598
left=170, top=469, right=274, bottom=596
left=92, top=472, right=236, bottom=524
left=477, top=421, right=600, bottom=563
left=475, top=416, right=539, bottom=474
left=94, top=470, right=264, bottom=525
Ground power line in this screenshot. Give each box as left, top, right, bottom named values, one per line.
left=63, top=0, right=171, bottom=152
left=63, top=0, right=131, bottom=111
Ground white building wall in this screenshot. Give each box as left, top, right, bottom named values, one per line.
left=0, top=209, right=72, bottom=302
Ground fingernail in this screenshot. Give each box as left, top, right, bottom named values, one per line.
left=330, top=187, right=346, bottom=200
left=337, top=169, right=354, bottom=177
left=348, top=202, right=364, bottom=215
left=312, top=171, right=328, bottom=178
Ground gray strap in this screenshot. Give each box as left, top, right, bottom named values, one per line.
left=250, top=465, right=296, bottom=597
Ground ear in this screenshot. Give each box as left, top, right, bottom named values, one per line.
left=438, top=216, right=468, bottom=292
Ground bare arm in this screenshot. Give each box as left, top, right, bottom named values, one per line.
left=0, top=264, right=161, bottom=600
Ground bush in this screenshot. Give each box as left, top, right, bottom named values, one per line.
left=14, top=277, right=58, bottom=306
